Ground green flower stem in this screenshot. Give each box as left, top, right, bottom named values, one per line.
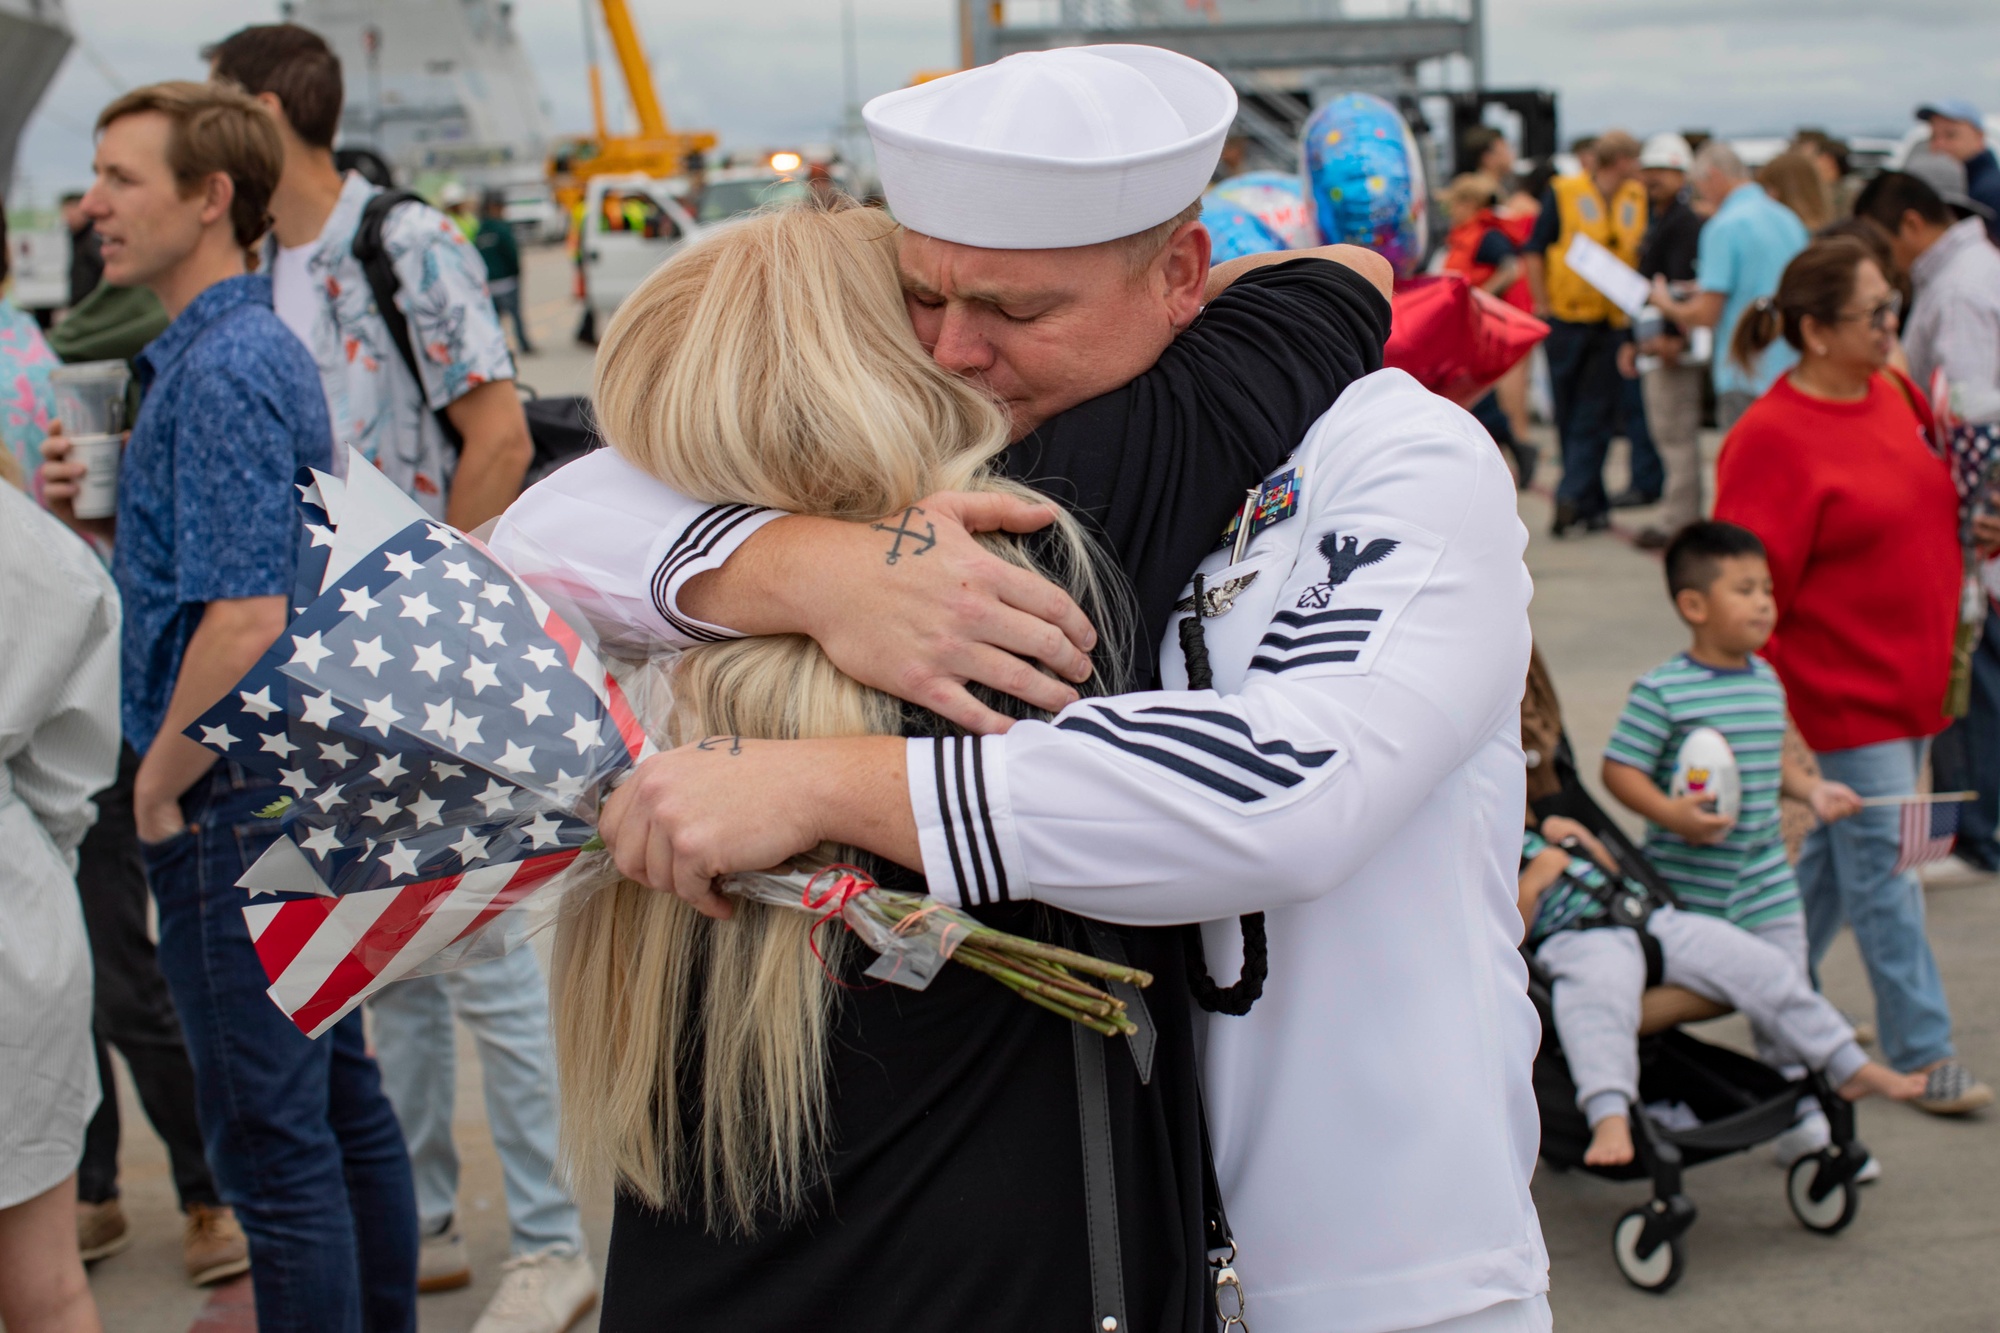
left=1005, top=982, right=1127, bottom=1038
left=951, top=949, right=1135, bottom=1035
left=993, top=951, right=1128, bottom=1007
left=951, top=949, right=1119, bottom=1018
left=868, top=890, right=1154, bottom=988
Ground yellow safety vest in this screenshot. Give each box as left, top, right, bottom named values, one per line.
left=1542, top=173, right=1648, bottom=327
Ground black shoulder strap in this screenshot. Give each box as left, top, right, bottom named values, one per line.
left=351, top=190, right=464, bottom=453
left=1198, top=1091, right=1250, bottom=1330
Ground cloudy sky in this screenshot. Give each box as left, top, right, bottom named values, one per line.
left=13, top=0, right=2000, bottom=201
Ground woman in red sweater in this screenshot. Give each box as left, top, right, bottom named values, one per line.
left=1715, top=236, right=1989, bottom=1113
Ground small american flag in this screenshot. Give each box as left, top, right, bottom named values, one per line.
left=187, top=459, right=653, bottom=1036
left=1892, top=796, right=1966, bottom=875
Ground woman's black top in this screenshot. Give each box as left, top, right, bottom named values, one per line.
left=600, top=260, right=1390, bottom=1332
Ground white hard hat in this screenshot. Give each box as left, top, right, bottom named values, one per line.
left=439, top=182, right=468, bottom=207
left=863, top=45, right=1237, bottom=250
left=1640, top=133, right=1693, bottom=172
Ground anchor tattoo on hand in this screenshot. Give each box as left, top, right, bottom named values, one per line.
left=696, top=734, right=744, bottom=755
left=871, top=505, right=938, bottom=565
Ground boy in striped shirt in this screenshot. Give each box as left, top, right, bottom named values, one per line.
left=1597, top=521, right=1886, bottom=1162
left=1602, top=522, right=1859, bottom=954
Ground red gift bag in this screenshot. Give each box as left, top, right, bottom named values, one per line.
left=1384, top=274, right=1549, bottom=408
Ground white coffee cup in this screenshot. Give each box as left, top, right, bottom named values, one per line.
left=70, top=432, right=124, bottom=521
left=50, top=360, right=132, bottom=436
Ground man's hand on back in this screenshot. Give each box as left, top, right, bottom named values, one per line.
left=680, top=491, right=1100, bottom=735
left=598, top=734, right=917, bottom=914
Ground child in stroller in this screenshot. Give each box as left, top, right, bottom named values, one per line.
left=1522, top=772, right=1925, bottom=1292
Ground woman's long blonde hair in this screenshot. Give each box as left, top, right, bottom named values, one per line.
left=550, top=204, right=1124, bottom=1232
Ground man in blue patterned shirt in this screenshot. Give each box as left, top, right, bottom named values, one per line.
left=39, top=81, right=418, bottom=1332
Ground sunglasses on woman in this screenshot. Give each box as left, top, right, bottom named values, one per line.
left=1835, top=291, right=1902, bottom=331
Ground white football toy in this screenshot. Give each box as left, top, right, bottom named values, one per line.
left=1669, top=726, right=1741, bottom=822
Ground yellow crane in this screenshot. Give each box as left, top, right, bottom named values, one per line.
left=547, top=0, right=717, bottom=219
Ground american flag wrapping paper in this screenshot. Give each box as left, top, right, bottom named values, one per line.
left=186, top=453, right=655, bottom=1037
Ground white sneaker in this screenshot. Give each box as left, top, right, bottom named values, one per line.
left=1771, top=1112, right=1884, bottom=1181
left=470, top=1248, right=599, bottom=1333
left=418, top=1226, right=471, bottom=1293
left=1770, top=1111, right=1831, bottom=1167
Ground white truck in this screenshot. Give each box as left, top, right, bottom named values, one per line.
left=578, top=159, right=857, bottom=327
left=578, top=173, right=703, bottom=330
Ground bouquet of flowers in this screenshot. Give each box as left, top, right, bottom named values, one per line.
left=187, top=452, right=1149, bottom=1037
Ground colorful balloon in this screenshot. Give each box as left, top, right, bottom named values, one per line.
left=1300, top=92, right=1429, bottom=276
left=1208, top=171, right=1317, bottom=250
left=1200, top=197, right=1284, bottom=263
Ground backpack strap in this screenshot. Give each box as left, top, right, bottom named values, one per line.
left=351, top=190, right=465, bottom=454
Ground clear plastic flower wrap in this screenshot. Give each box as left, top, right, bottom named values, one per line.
left=185, top=450, right=1148, bottom=1038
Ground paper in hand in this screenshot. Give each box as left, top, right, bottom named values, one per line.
left=1564, top=232, right=1652, bottom=319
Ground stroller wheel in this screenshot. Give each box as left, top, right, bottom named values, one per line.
left=1787, top=1151, right=1860, bottom=1234
left=1611, top=1207, right=1685, bottom=1293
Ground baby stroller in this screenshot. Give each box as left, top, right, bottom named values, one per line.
left=1527, top=738, right=1871, bottom=1294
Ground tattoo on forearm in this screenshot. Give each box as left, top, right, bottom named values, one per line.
left=871, top=505, right=938, bottom=565
left=696, top=734, right=744, bottom=755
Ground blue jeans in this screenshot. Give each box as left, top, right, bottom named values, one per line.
left=1797, top=738, right=1957, bottom=1072
left=1544, top=318, right=1625, bottom=516
left=367, top=948, right=584, bottom=1256
left=1931, top=610, right=2000, bottom=868
left=143, top=764, right=418, bottom=1333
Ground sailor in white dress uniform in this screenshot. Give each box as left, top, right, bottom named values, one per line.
left=903, top=369, right=1547, bottom=1332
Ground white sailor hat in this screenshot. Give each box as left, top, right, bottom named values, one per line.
left=864, top=44, right=1238, bottom=250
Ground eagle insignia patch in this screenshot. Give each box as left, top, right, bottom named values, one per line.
left=1296, top=532, right=1399, bottom=608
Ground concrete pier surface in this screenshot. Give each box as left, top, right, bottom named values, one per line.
left=78, top=253, right=1999, bottom=1329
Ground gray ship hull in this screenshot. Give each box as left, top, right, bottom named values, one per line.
left=1, top=0, right=74, bottom=188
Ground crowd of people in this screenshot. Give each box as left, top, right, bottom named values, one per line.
left=0, top=22, right=1995, bottom=1333
left=1448, top=106, right=2000, bottom=1168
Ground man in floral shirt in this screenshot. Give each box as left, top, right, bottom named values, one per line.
left=0, top=211, right=59, bottom=479
left=207, top=26, right=593, bottom=1333
left=212, top=28, right=531, bottom=530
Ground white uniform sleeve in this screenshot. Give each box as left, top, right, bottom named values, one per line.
left=907, top=386, right=1532, bottom=921
left=488, top=449, right=780, bottom=656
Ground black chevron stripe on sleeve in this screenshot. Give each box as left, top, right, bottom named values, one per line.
left=1248, top=649, right=1362, bottom=673
left=1269, top=607, right=1382, bottom=629
left=648, top=504, right=775, bottom=642
left=1132, top=706, right=1336, bottom=767
left=1056, top=701, right=1339, bottom=804
left=1056, top=717, right=1266, bottom=802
